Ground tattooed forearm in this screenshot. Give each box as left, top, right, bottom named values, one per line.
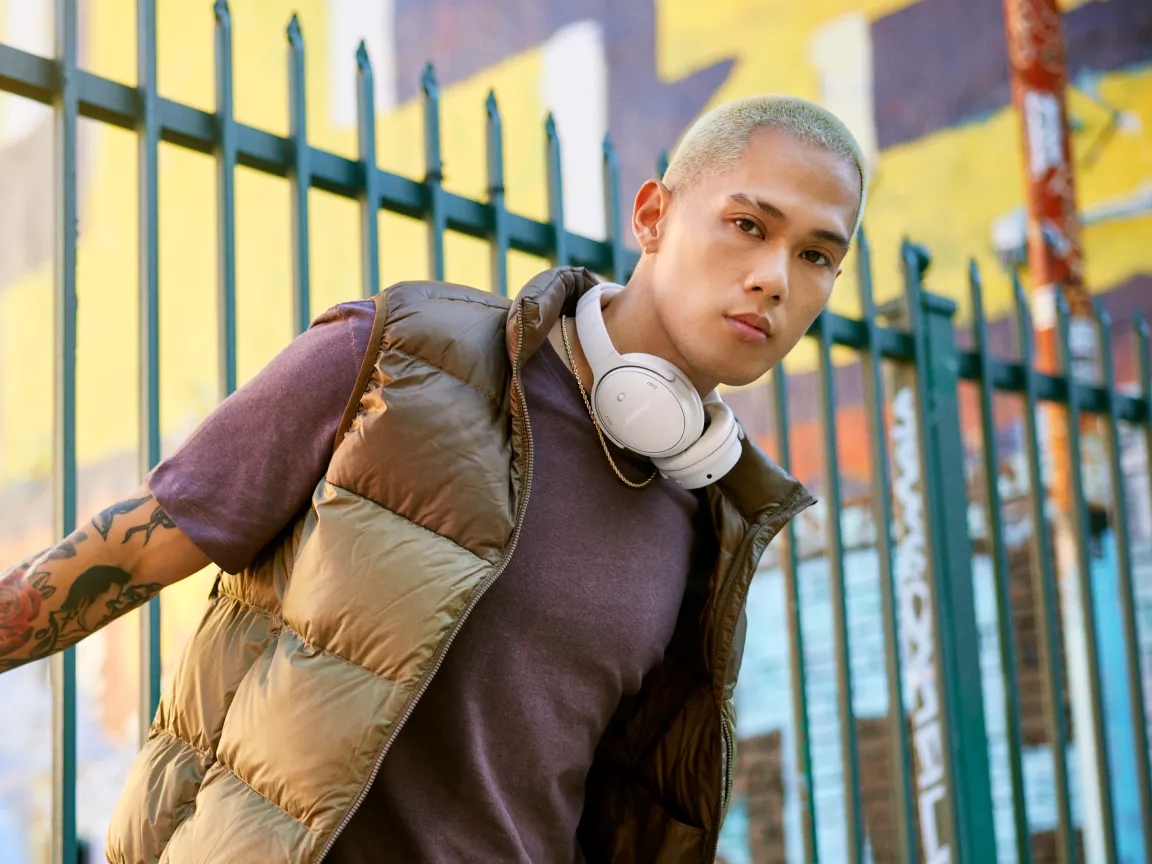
left=1, top=557, right=163, bottom=672
left=123, top=506, right=176, bottom=547
left=92, top=495, right=154, bottom=540
left=0, top=490, right=192, bottom=675
left=20, top=567, right=163, bottom=664
left=47, top=531, right=88, bottom=561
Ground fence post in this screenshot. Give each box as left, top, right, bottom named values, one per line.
left=905, top=241, right=997, bottom=863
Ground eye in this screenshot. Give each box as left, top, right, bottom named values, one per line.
left=801, top=250, right=833, bottom=268
left=734, top=218, right=763, bottom=238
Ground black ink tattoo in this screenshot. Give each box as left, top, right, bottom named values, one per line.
left=28, top=565, right=163, bottom=659
left=92, top=496, right=154, bottom=541
left=1, top=539, right=162, bottom=672
left=46, top=531, right=88, bottom=561
left=122, top=507, right=176, bottom=547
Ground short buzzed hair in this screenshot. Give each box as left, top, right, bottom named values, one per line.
left=663, top=95, right=869, bottom=237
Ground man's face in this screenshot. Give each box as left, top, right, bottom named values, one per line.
left=636, top=127, right=860, bottom=388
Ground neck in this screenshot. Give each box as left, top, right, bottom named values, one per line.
left=549, top=272, right=718, bottom=396
left=600, top=272, right=717, bottom=395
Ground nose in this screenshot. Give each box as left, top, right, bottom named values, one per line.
left=747, top=243, right=790, bottom=304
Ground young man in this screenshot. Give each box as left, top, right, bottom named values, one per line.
left=0, top=95, right=865, bottom=863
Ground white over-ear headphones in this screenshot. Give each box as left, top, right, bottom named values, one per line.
left=574, top=283, right=744, bottom=489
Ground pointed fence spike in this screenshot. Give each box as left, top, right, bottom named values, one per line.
left=287, top=13, right=302, bottom=43
left=656, top=148, right=669, bottom=179
left=1136, top=312, right=1151, bottom=404
left=910, top=242, right=932, bottom=276
left=356, top=40, right=371, bottom=69
left=1093, top=296, right=1111, bottom=329
left=1011, top=271, right=1028, bottom=313
left=421, top=62, right=438, bottom=94
left=1054, top=287, right=1071, bottom=320
left=968, top=258, right=986, bottom=326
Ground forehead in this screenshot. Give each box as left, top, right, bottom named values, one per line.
left=693, top=127, right=861, bottom=232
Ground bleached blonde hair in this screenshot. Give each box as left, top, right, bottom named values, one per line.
left=663, top=95, right=869, bottom=237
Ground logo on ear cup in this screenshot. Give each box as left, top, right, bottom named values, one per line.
left=593, top=368, right=688, bottom=456
left=620, top=401, right=651, bottom=429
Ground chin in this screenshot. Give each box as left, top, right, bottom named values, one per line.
left=695, top=359, right=767, bottom=389
left=717, top=369, right=766, bottom=388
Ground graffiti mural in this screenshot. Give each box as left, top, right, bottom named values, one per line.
left=0, top=0, right=1150, bottom=860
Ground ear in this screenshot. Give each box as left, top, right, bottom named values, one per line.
left=631, top=180, right=671, bottom=252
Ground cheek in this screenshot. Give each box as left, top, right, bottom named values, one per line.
left=791, top=267, right=835, bottom=311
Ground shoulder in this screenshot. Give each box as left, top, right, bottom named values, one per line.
left=376, top=281, right=513, bottom=389
left=380, top=280, right=511, bottom=331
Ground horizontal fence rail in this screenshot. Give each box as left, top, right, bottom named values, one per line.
left=1, top=3, right=1151, bottom=864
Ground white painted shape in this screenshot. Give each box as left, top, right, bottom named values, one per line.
left=326, top=0, right=397, bottom=129
left=1023, top=90, right=1065, bottom=179
left=541, top=20, right=608, bottom=241
left=1, top=0, right=52, bottom=146
left=808, top=12, right=879, bottom=172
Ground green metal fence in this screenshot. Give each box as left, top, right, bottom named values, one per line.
left=2, top=2, right=1152, bottom=863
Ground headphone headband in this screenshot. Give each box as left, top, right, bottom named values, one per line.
left=574, top=283, right=624, bottom=373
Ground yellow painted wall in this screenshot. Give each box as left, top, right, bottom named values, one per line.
left=0, top=0, right=1148, bottom=538
left=0, top=3, right=1147, bottom=852
left=3, top=0, right=1150, bottom=484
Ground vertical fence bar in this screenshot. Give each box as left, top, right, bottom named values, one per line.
left=773, top=365, right=819, bottom=863
left=970, top=261, right=1033, bottom=864
left=1098, top=301, right=1152, bottom=859
left=1055, top=294, right=1119, bottom=862
left=287, top=16, right=311, bottom=334
left=857, top=230, right=917, bottom=863
left=1139, top=311, right=1152, bottom=693
left=1140, top=314, right=1152, bottom=559
left=51, top=0, right=79, bottom=861
left=420, top=63, right=446, bottom=282
left=601, top=134, right=627, bottom=285
left=904, top=241, right=997, bottom=862
left=1014, top=276, right=1077, bottom=863
left=1138, top=316, right=1152, bottom=827
left=356, top=42, right=380, bottom=298
left=544, top=114, right=568, bottom=267
left=136, top=0, right=163, bottom=739
left=655, top=148, right=669, bottom=181
left=485, top=91, right=508, bottom=298
left=814, top=307, right=864, bottom=863
left=214, top=0, right=237, bottom=397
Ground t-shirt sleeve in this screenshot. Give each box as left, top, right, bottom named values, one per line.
left=148, top=300, right=377, bottom=574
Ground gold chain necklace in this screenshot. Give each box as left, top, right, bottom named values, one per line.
left=560, top=315, right=658, bottom=489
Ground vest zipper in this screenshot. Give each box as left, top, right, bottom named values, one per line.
left=720, top=717, right=735, bottom=814
left=317, top=299, right=535, bottom=862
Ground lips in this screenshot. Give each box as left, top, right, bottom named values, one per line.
left=726, top=313, right=772, bottom=337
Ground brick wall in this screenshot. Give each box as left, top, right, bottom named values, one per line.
left=731, top=731, right=786, bottom=864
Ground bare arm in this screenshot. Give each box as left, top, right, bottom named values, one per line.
left=0, top=485, right=210, bottom=673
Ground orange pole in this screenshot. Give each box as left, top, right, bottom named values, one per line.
left=1002, top=0, right=1092, bottom=513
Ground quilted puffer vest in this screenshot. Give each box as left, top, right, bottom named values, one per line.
left=105, top=267, right=813, bottom=863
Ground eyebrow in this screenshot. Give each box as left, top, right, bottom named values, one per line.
left=728, top=193, right=853, bottom=254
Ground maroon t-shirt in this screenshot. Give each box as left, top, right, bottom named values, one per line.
left=150, top=300, right=708, bottom=863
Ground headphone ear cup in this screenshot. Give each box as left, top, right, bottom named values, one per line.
left=590, top=353, right=704, bottom=457
left=651, top=401, right=743, bottom=489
